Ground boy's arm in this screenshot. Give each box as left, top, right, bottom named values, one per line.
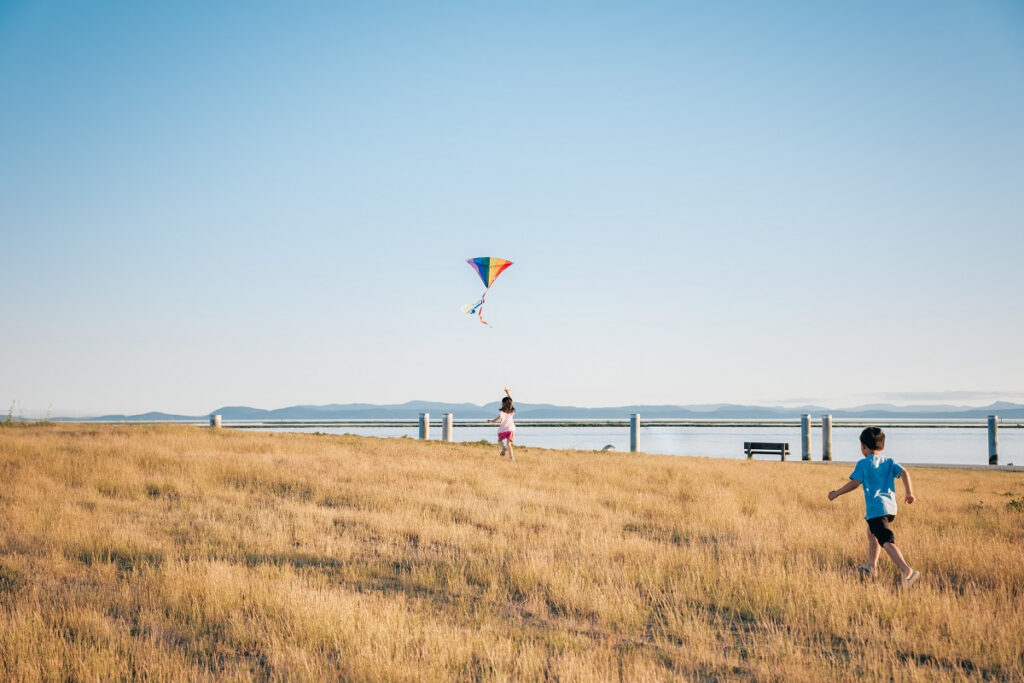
left=828, top=479, right=861, bottom=501
left=899, top=469, right=915, bottom=504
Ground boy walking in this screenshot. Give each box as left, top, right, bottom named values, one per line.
left=828, top=427, right=920, bottom=587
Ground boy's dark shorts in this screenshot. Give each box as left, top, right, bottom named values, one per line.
left=867, top=514, right=896, bottom=545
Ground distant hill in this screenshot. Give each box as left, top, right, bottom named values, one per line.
left=71, top=400, right=1024, bottom=422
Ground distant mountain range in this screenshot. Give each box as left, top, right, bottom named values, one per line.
left=73, top=400, right=1024, bottom=421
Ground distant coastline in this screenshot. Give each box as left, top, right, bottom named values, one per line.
left=58, top=400, right=1024, bottom=422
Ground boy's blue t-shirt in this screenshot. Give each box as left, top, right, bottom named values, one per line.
left=850, top=455, right=904, bottom=520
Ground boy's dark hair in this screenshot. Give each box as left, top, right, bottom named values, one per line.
left=500, top=396, right=515, bottom=413
left=860, top=426, right=885, bottom=451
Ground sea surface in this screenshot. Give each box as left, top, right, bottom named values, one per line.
left=257, top=424, right=1023, bottom=467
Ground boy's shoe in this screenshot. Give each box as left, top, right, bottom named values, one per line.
left=857, top=564, right=875, bottom=580
left=900, top=569, right=920, bottom=588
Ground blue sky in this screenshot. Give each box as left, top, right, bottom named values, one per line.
left=2, top=1, right=1023, bottom=416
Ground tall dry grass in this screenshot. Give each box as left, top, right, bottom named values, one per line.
left=0, top=423, right=1021, bottom=681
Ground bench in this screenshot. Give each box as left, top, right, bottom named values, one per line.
left=744, top=442, right=790, bottom=461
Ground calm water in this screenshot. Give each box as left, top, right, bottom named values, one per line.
left=259, top=425, right=1022, bottom=467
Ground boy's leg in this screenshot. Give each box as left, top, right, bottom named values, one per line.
left=882, top=542, right=913, bottom=580
left=865, top=526, right=880, bottom=573
left=868, top=515, right=915, bottom=580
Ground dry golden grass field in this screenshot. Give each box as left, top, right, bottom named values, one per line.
left=1, top=423, right=1022, bottom=681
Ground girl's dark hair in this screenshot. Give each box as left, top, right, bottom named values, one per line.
left=500, top=396, right=515, bottom=413
left=859, top=426, right=885, bottom=451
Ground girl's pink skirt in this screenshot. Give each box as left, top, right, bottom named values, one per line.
left=498, top=430, right=514, bottom=442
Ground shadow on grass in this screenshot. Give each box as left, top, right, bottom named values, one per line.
left=243, top=551, right=345, bottom=571
left=897, top=650, right=994, bottom=679
left=0, top=564, right=23, bottom=595
left=74, top=546, right=166, bottom=576
left=240, top=548, right=488, bottom=615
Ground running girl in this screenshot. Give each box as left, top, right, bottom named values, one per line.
left=488, top=386, right=516, bottom=461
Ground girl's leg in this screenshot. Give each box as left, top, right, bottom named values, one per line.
left=507, top=440, right=514, bottom=461
left=499, top=438, right=506, bottom=456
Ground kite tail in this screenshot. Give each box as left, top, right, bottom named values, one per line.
left=477, top=289, right=492, bottom=327
left=461, top=296, right=483, bottom=315
left=461, top=289, right=492, bottom=326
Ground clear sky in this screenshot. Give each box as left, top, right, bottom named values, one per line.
left=2, top=1, right=1023, bottom=416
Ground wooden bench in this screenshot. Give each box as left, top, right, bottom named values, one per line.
left=744, top=442, right=790, bottom=461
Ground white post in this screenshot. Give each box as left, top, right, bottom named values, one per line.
left=419, top=412, right=429, bottom=440
left=801, top=414, right=811, bottom=461
left=822, top=414, right=833, bottom=461
left=442, top=413, right=453, bottom=442
left=988, top=415, right=999, bottom=465
left=210, top=414, right=221, bottom=429
left=630, top=413, right=640, bottom=453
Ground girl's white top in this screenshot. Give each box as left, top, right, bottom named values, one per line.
left=498, top=410, right=515, bottom=432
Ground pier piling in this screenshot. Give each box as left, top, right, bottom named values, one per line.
left=822, top=414, right=832, bottom=461
left=989, top=415, right=999, bottom=465
left=442, top=413, right=453, bottom=442
left=801, top=414, right=811, bottom=461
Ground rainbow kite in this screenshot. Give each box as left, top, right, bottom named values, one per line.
left=462, top=257, right=513, bottom=327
